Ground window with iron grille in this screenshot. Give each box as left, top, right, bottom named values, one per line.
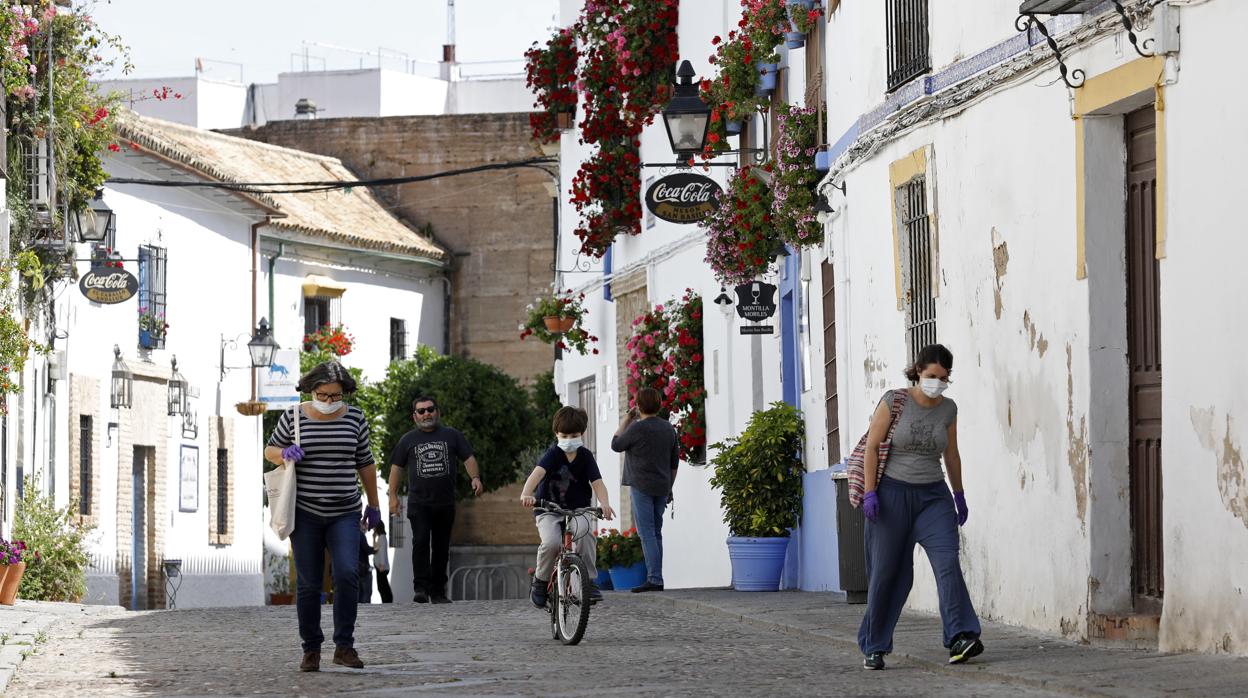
left=898, top=177, right=937, bottom=364
left=886, top=0, right=931, bottom=92
left=303, top=296, right=342, bottom=348
left=79, top=416, right=92, bottom=516
left=216, top=448, right=229, bottom=536
left=137, top=245, right=168, bottom=350
left=389, top=318, right=407, bottom=361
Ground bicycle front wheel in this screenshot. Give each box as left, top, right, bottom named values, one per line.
left=555, top=553, right=591, bottom=645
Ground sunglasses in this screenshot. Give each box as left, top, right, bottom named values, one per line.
left=414, top=407, right=437, bottom=416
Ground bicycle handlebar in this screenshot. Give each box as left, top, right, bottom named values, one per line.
left=537, top=500, right=603, bottom=517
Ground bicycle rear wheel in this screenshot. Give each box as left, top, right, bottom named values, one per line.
left=555, top=553, right=591, bottom=645
left=548, top=578, right=560, bottom=640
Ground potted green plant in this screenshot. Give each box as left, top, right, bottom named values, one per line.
left=138, top=307, right=167, bottom=349
left=0, top=538, right=30, bottom=605
left=598, top=528, right=646, bottom=591
left=709, top=401, right=806, bottom=591
left=266, top=550, right=293, bottom=605
left=519, top=286, right=599, bottom=355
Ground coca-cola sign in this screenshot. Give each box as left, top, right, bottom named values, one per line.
left=79, top=267, right=139, bottom=304
left=645, top=172, right=723, bottom=224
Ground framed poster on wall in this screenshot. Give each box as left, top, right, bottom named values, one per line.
left=179, top=445, right=199, bottom=512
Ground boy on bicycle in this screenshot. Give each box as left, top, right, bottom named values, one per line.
left=520, top=406, right=615, bottom=608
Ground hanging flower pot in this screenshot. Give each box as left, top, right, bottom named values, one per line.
left=557, top=316, right=576, bottom=333
left=787, top=0, right=815, bottom=32
left=815, top=148, right=831, bottom=173
left=755, top=63, right=779, bottom=97
left=556, top=111, right=575, bottom=130
left=784, top=31, right=806, bottom=49
left=139, top=329, right=155, bottom=349
left=235, top=401, right=268, bottom=417
left=725, top=119, right=743, bottom=135
left=543, top=316, right=563, bottom=332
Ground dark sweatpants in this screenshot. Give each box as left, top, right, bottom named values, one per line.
left=409, top=503, right=455, bottom=597
left=857, top=476, right=981, bottom=654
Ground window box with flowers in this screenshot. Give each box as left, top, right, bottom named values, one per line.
left=773, top=104, right=825, bottom=249
left=519, top=287, right=599, bottom=355
left=703, top=165, right=783, bottom=286
left=524, top=27, right=578, bottom=146
left=303, top=324, right=354, bottom=357
left=138, top=308, right=168, bottom=349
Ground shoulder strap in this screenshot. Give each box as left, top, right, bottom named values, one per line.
left=884, top=389, right=907, bottom=440
left=293, top=403, right=301, bottom=446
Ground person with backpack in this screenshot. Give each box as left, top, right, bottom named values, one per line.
left=855, top=344, right=983, bottom=670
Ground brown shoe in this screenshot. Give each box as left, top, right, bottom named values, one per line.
left=300, top=651, right=320, bottom=672
left=333, top=646, right=364, bottom=669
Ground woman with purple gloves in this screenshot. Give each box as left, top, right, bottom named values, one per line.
left=856, top=344, right=983, bottom=671
left=263, top=361, right=382, bottom=673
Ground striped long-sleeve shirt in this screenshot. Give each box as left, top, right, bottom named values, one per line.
left=268, top=405, right=374, bottom=518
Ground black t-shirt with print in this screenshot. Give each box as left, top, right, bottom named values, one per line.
left=390, top=426, right=474, bottom=506
left=532, top=444, right=602, bottom=517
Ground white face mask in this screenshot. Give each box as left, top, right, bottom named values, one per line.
left=309, top=398, right=344, bottom=415
left=558, top=438, right=584, bottom=453
left=919, top=378, right=948, bottom=399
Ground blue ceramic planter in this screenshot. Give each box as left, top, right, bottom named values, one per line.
left=595, top=567, right=614, bottom=591
left=139, top=329, right=155, bottom=349
left=727, top=536, right=790, bottom=592
left=784, top=32, right=806, bottom=49
left=725, top=119, right=743, bottom=136
left=755, top=63, right=778, bottom=97
left=609, top=562, right=647, bottom=591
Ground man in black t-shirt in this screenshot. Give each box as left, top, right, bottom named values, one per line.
left=387, top=396, right=482, bottom=603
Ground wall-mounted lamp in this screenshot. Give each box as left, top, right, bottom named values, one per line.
left=110, top=345, right=133, bottom=409
left=168, top=355, right=188, bottom=416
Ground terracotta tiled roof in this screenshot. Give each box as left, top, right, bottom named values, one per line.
left=114, top=111, right=445, bottom=262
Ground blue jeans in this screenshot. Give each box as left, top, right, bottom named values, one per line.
left=857, top=477, right=981, bottom=654
left=631, top=489, right=667, bottom=585
left=291, top=508, right=361, bottom=652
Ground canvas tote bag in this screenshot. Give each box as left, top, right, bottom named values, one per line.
left=265, top=404, right=301, bottom=539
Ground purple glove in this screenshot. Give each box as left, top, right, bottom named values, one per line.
left=953, top=491, right=969, bottom=527
left=281, top=445, right=304, bottom=463
left=862, top=491, right=880, bottom=523
left=363, top=505, right=382, bottom=530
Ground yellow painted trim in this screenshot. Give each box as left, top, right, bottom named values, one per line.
left=302, top=274, right=347, bottom=298
left=1074, top=56, right=1167, bottom=279
left=888, top=146, right=929, bottom=308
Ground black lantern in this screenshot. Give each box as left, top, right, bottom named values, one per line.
left=662, top=60, right=711, bottom=159
left=246, top=318, right=279, bottom=369
left=168, top=355, right=188, bottom=416
left=110, top=344, right=133, bottom=409
left=72, top=189, right=115, bottom=244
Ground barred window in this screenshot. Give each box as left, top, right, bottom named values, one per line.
left=79, top=416, right=92, bottom=516
left=216, top=448, right=229, bottom=536
left=138, top=245, right=168, bottom=350
left=389, top=318, right=407, bottom=361
left=899, top=177, right=936, bottom=364
left=886, top=0, right=931, bottom=92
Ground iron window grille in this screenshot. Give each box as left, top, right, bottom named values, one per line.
left=79, top=415, right=92, bottom=516
left=899, top=177, right=937, bottom=364
left=303, top=296, right=341, bottom=349
left=138, top=245, right=168, bottom=350
left=886, top=0, right=931, bottom=92
left=216, top=448, right=229, bottom=536
left=389, top=318, right=407, bottom=361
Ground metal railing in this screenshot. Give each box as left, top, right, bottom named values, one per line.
left=448, top=564, right=529, bottom=601
left=886, top=0, right=931, bottom=92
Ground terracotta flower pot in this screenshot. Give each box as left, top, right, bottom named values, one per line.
left=269, top=592, right=294, bottom=605
left=558, top=316, right=576, bottom=333
left=0, top=561, right=26, bottom=605
left=543, top=316, right=562, bottom=332
left=556, top=111, right=575, bottom=130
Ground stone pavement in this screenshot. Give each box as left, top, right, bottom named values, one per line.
left=0, top=600, right=121, bottom=694
left=11, top=594, right=1071, bottom=697
left=644, top=589, right=1248, bottom=697
left=6, top=591, right=1248, bottom=696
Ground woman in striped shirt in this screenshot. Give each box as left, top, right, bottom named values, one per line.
left=264, top=361, right=381, bottom=673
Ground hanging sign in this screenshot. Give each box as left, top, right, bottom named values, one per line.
left=645, top=172, right=722, bottom=224
left=740, top=325, right=775, bottom=335
left=258, top=349, right=300, bottom=410
left=79, top=266, right=139, bottom=304
left=734, top=281, right=778, bottom=322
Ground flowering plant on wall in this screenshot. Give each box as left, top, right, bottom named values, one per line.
left=304, top=325, right=354, bottom=357
left=789, top=2, right=824, bottom=35
left=624, top=291, right=707, bottom=463
left=137, top=308, right=168, bottom=339
left=524, top=27, right=579, bottom=144
left=772, top=104, right=824, bottom=248
left=703, top=165, right=782, bottom=286
left=570, top=140, right=642, bottom=257
left=519, top=286, right=599, bottom=355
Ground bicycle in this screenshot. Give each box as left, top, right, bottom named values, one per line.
left=537, top=500, right=602, bottom=645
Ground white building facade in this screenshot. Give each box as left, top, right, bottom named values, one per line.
left=2, top=112, right=447, bottom=609
left=551, top=0, right=1248, bottom=656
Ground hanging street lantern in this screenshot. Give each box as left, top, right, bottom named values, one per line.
left=246, top=318, right=279, bottom=369
left=72, top=189, right=115, bottom=244
left=662, top=60, right=711, bottom=160
left=111, top=344, right=133, bottom=409
left=168, top=355, right=188, bottom=416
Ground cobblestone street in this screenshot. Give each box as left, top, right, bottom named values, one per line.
left=8, top=595, right=1073, bottom=697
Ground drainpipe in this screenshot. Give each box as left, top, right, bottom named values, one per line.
left=250, top=218, right=269, bottom=401
left=267, top=242, right=285, bottom=331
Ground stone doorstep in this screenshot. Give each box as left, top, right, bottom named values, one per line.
left=1087, top=612, right=1161, bottom=649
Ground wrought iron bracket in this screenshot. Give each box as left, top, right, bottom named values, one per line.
left=643, top=107, right=771, bottom=169
left=552, top=248, right=601, bottom=274
left=1017, top=13, right=1086, bottom=88
left=1110, top=0, right=1154, bottom=58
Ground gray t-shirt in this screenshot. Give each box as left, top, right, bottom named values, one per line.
left=611, top=417, right=679, bottom=497
left=882, top=389, right=957, bottom=485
